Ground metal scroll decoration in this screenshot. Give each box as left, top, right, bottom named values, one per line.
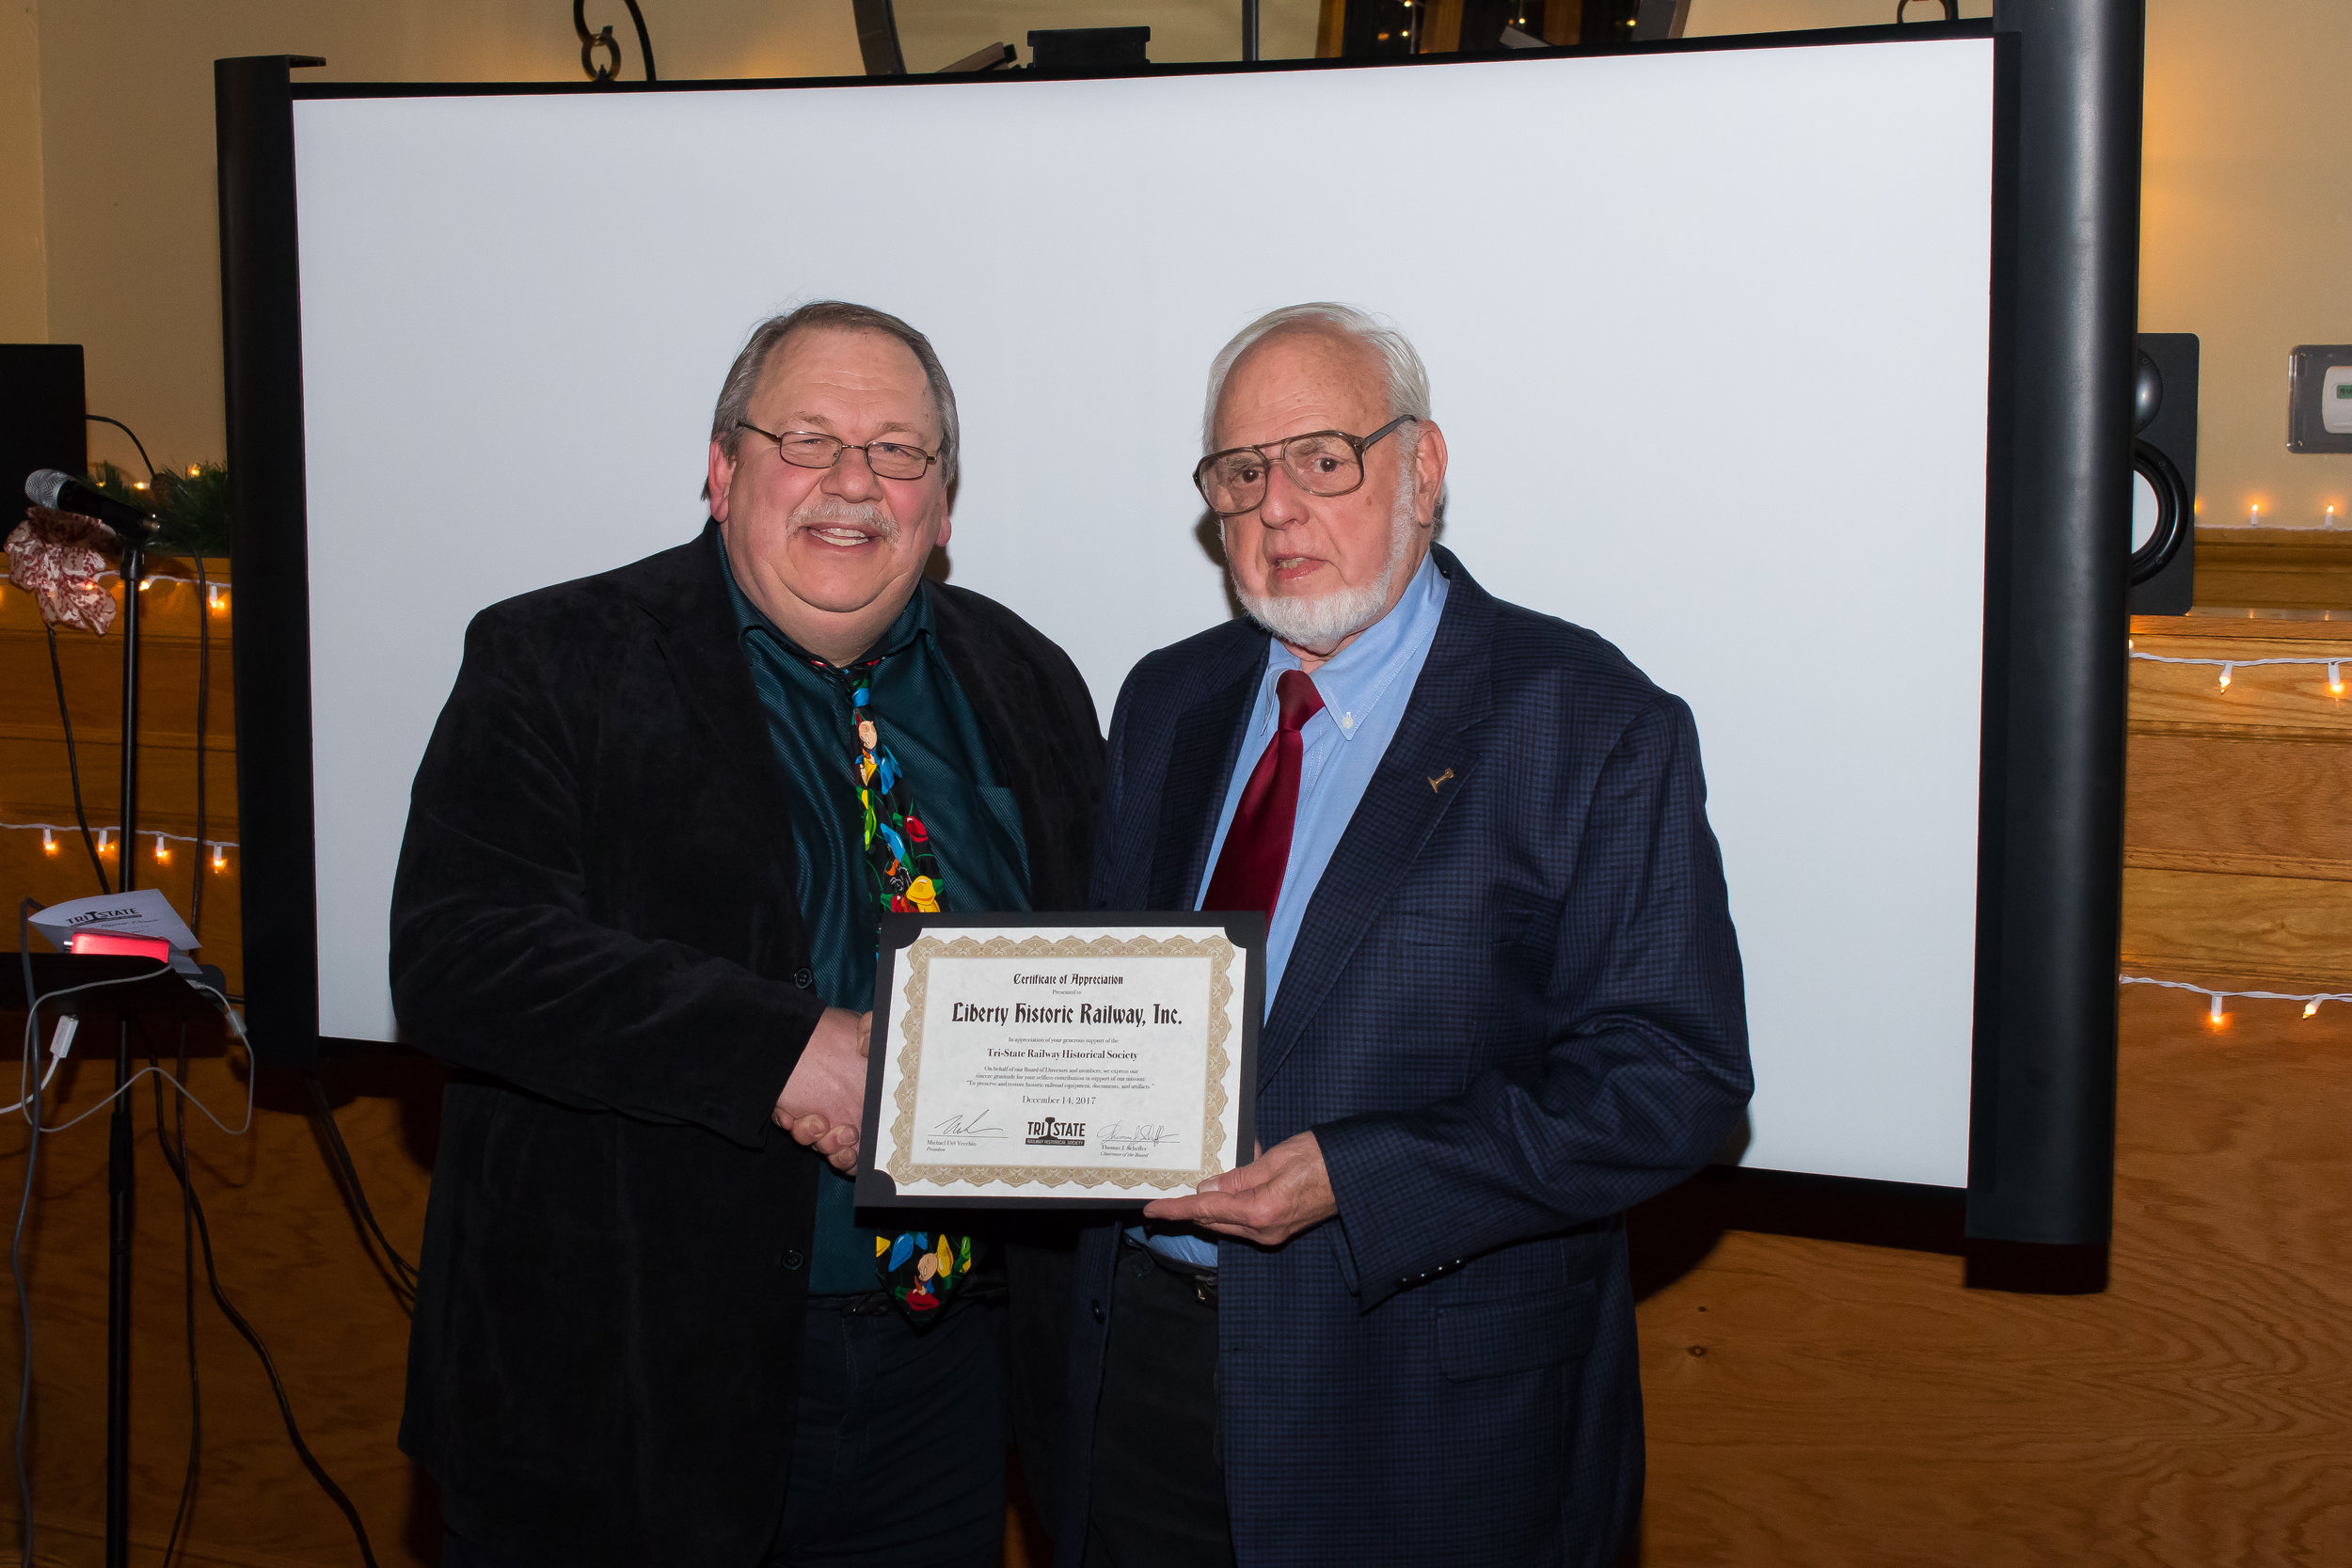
left=575, top=0, right=660, bottom=82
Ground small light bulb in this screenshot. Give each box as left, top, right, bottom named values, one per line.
left=187, top=466, right=200, bottom=478
left=207, top=585, right=223, bottom=610
left=2209, top=993, right=2225, bottom=1026
left=2217, top=662, right=2233, bottom=690
left=41, top=830, right=56, bottom=855
left=211, top=843, right=227, bottom=872
left=2303, top=1000, right=2319, bottom=1019
left=153, top=833, right=169, bottom=864
left=2330, top=662, right=2343, bottom=696
left=97, top=829, right=112, bottom=854
left=136, top=578, right=151, bottom=592
left=132, top=481, right=148, bottom=492
left=2250, top=502, right=2262, bottom=523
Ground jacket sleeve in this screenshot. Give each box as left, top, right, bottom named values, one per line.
left=389, top=604, right=825, bottom=1149
left=1312, top=697, right=1752, bottom=1309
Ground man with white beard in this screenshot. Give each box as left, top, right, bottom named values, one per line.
left=1057, top=304, right=1751, bottom=1567
left=392, top=301, right=1101, bottom=1565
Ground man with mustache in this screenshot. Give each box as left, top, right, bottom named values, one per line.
left=1058, top=304, right=1751, bottom=1566
left=392, top=302, right=1101, bottom=1566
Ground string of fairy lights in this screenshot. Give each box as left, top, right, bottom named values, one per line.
left=3, top=820, right=240, bottom=872
left=2124, top=636, right=2352, bottom=1023
left=9, top=576, right=2350, bottom=1021
left=5, top=568, right=236, bottom=870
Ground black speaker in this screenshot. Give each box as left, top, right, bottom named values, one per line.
left=1, top=344, right=87, bottom=526
left=2130, top=332, right=2197, bottom=615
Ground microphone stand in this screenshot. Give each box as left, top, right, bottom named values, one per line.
left=104, top=531, right=144, bottom=1568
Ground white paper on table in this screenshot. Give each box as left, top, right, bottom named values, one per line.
left=28, top=888, right=201, bottom=953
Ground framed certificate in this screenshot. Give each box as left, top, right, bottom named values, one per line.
left=854, top=912, right=1263, bottom=1208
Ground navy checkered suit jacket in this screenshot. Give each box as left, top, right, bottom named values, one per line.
left=1057, top=546, right=1751, bottom=1565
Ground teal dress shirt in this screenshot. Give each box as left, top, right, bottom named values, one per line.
left=720, top=537, right=1030, bottom=1291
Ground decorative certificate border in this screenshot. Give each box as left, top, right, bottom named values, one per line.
left=883, top=932, right=1237, bottom=1191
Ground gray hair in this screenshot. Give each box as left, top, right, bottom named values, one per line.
left=1200, top=302, right=1433, bottom=450
left=708, top=300, right=961, bottom=493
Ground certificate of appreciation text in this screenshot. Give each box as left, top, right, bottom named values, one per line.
left=854, top=913, right=1263, bottom=1207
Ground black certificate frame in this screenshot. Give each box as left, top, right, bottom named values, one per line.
left=855, top=911, right=1266, bottom=1210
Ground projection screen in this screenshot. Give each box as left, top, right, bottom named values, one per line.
left=230, top=34, right=2017, bottom=1192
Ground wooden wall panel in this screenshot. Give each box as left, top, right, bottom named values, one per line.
left=2191, top=528, right=2352, bottom=612
left=1633, top=987, right=2352, bottom=1568
left=8, top=581, right=2349, bottom=1568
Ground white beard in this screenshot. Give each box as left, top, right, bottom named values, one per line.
left=1231, top=472, right=1422, bottom=654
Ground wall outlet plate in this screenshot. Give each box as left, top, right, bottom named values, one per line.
left=2287, top=344, right=2352, bottom=451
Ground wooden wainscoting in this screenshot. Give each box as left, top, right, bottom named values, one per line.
left=2121, top=614, right=2352, bottom=992
left=8, top=572, right=2349, bottom=1566
left=2191, top=527, right=2352, bottom=613
left=1630, top=611, right=2352, bottom=1566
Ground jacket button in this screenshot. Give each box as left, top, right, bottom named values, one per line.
left=1091, top=1299, right=1105, bottom=1325
left=791, top=967, right=814, bottom=989
left=782, top=1249, right=803, bottom=1270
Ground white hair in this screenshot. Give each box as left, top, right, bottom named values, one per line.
left=1200, top=302, right=1433, bottom=450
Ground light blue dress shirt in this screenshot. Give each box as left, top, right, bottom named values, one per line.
left=1138, top=551, right=1451, bottom=1268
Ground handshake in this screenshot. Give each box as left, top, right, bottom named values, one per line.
left=772, top=1006, right=871, bottom=1173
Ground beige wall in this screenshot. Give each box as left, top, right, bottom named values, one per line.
left=1688, top=0, right=2352, bottom=536
left=0, top=0, right=44, bottom=341
left=8, top=0, right=2352, bottom=534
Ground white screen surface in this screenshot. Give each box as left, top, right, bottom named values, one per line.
left=294, top=39, right=1993, bottom=1186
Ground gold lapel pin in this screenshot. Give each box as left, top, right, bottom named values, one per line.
left=1427, top=768, right=1455, bottom=794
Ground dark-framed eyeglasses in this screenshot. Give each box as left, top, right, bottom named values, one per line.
left=1192, top=415, right=1416, bottom=517
left=736, top=420, right=940, bottom=482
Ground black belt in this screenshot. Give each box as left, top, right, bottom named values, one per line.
left=1124, top=1233, right=1218, bottom=1308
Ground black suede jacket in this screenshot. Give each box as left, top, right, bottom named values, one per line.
left=390, top=521, right=1101, bottom=1564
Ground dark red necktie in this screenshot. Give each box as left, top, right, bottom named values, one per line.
left=1202, top=669, right=1326, bottom=923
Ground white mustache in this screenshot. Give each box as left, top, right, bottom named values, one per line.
left=790, top=499, right=899, bottom=543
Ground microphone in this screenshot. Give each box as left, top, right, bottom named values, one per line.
left=24, top=468, right=159, bottom=536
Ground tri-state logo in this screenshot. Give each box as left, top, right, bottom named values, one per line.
left=1025, top=1117, right=1086, bottom=1147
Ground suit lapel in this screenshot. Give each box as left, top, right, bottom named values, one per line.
left=1149, top=634, right=1268, bottom=911
left=1255, top=555, right=1496, bottom=1091
left=633, top=523, right=802, bottom=894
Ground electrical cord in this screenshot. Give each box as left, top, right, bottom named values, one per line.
left=146, top=1053, right=383, bottom=1568
left=81, top=411, right=214, bottom=935
left=84, top=415, right=157, bottom=481
left=302, top=1075, right=418, bottom=1302
left=12, top=905, right=44, bottom=1568
left=189, top=549, right=211, bottom=942
left=41, top=625, right=108, bottom=894
left=149, top=1028, right=200, bottom=1567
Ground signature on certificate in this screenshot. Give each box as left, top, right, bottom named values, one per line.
left=1098, top=1121, right=1183, bottom=1148
left=930, top=1109, right=1007, bottom=1138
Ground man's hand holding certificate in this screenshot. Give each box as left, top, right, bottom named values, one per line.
left=855, top=914, right=1263, bottom=1207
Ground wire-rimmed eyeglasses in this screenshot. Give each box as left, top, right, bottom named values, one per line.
left=737, top=420, right=940, bottom=482
left=1192, top=416, right=1415, bottom=517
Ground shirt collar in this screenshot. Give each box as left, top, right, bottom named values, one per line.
left=1268, top=548, right=1450, bottom=742
left=715, top=524, right=931, bottom=665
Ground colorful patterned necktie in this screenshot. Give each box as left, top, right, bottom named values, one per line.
left=1202, top=669, right=1325, bottom=925
left=825, top=659, right=975, bottom=1319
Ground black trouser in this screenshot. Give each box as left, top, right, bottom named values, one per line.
left=1084, top=1243, right=1233, bottom=1568
left=443, top=1291, right=1006, bottom=1568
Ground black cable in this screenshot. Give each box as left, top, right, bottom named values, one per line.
left=302, top=1075, right=418, bottom=1301
left=153, top=1067, right=383, bottom=1568
left=42, top=625, right=109, bottom=894
left=84, top=415, right=157, bottom=483
left=188, top=551, right=211, bottom=942
left=12, top=904, right=46, bottom=1568
left=150, top=1028, right=201, bottom=1566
